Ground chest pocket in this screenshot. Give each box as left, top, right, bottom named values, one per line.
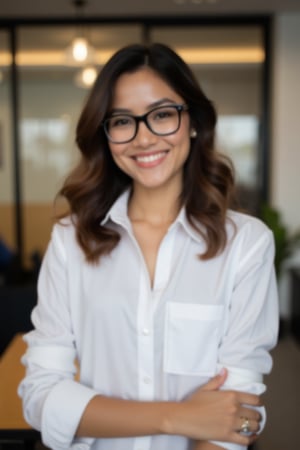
left=163, top=302, right=224, bottom=376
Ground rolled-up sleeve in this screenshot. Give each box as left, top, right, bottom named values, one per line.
left=210, top=226, right=279, bottom=450
left=41, top=379, right=97, bottom=449
left=18, top=224, right=97, bottom=449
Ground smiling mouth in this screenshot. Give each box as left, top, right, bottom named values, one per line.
left=134, top=151, right=168, bottom=164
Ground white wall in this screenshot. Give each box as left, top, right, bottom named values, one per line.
left=272, top=13, right=300, bottom=234
left=272, top=13, right=300, bottom=318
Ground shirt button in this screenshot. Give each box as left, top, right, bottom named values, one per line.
left=143, top=376, right=151, bottom=384
left=142, top=328, right=150, bottom=336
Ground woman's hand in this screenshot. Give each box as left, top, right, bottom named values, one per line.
left=164, top=368, right=261, bottom=447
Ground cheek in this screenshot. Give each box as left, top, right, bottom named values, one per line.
left=173, top=119, right=191, bottom=150
left=169, top=129, right=191, bottom=155
left=109, top=144, right=127, bottom=164
left=108, top=145, right=124, bottom=172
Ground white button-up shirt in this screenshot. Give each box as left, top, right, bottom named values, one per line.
left=19, top=190, right=278, bottom=450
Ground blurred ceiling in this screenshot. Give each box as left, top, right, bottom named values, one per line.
left=0, top=0, right=300, bottom=20
left=1, top=0, right=298, bottom=76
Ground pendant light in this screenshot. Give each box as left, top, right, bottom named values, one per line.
left=65, top=0, right=96, bottom=66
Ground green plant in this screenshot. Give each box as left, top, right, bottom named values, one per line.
left=260, top=204, right=300, bottom=278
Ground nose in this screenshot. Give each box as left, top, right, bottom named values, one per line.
left=133, top=119, right=157, bottom=147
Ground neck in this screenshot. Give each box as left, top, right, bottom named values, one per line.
left=128, top=184, right=182, bottom=226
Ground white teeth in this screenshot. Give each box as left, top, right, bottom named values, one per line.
left=135, top=152, right=166, bottom=163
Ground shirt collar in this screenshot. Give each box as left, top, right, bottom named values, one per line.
left=101, top=189, right=204, bottom=244
left=101, top=189, right=132, bottom=229
left=175, top=208, right=205, bottom=244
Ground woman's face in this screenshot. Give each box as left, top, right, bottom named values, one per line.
left=107, top=67, right=191, bottom=194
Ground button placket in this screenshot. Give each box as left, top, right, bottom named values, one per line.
left=136, top=225, right=176, bottom=437
left=137, top=267, right=155, bottom=403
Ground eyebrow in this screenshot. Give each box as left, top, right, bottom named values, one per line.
left=109, top=98, right=179, bottom=115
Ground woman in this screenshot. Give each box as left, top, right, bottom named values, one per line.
left=19, top=43, right=278, bottom=450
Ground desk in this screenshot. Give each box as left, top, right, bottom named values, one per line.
left=0, top=333, right=40, bottom=445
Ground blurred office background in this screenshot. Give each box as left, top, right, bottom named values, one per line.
left=0, top=1, right=300, bottom=449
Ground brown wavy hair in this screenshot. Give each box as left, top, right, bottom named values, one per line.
left=56, top=43, right=236, bottom=262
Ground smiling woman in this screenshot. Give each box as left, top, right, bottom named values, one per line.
left=105, top=68, right=191, bottom=195
left=18, top=43, right=278, bottom=450
left=58, top=43, right=233, bottom=263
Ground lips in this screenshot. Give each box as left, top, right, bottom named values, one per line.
left=133, top=151, right=168, bottom=165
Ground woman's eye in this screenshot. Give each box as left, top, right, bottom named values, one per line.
left=156, top=111, right=170, bottom=119
left=110, top=117, right=131, bottom=128
left=153, top=108, right=175, bottom=120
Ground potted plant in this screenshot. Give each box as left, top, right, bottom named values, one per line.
left=260, top=204, right=300, bottom=338
left=260, top=204, right=300, bottom=278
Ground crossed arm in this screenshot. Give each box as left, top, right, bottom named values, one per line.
left=76, top=368, right=260, bottom=448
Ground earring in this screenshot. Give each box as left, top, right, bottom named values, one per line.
left=190, top=129, right=197, bottom=138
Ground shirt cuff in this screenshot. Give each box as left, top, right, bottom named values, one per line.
left=216, top=363, right=266, bottom=393
left=41, top=378, right=97, bottom=450
left=209, top=365, right=267, bottom=450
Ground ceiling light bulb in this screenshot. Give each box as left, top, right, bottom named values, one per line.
left=72, top=37, right=88, bottom=62
left=82, top=66, right=97, bottom=86
left=75, top=65, right=98, bottom=88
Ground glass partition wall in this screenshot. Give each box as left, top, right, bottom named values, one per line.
left=18, top=24, right=143, bottom=267
left=1, top=19, right=269, bottom=270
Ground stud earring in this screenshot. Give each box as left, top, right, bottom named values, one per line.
left=190, top=129, right=197, bottom=138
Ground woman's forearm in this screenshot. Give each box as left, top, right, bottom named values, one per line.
left=76, top=370, right=226, bottom=439
left=76, top=394, right=175, bottom=438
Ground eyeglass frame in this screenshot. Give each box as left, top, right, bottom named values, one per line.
left=102, top=103, right=189, bottom=144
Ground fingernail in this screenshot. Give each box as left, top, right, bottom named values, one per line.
left=219, top=367, right=226, bottom=376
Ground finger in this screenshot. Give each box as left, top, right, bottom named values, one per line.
left=239, top=407, right=262, bottom=423
left=201, top=368, right=228, bottom=391
left=234, top=391, right=262, bottom=407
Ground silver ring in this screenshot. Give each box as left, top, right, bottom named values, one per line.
left=240, top=417, right=250, bottom=434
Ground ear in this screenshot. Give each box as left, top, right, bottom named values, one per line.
left=190, top=129, right=197, bottom=138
